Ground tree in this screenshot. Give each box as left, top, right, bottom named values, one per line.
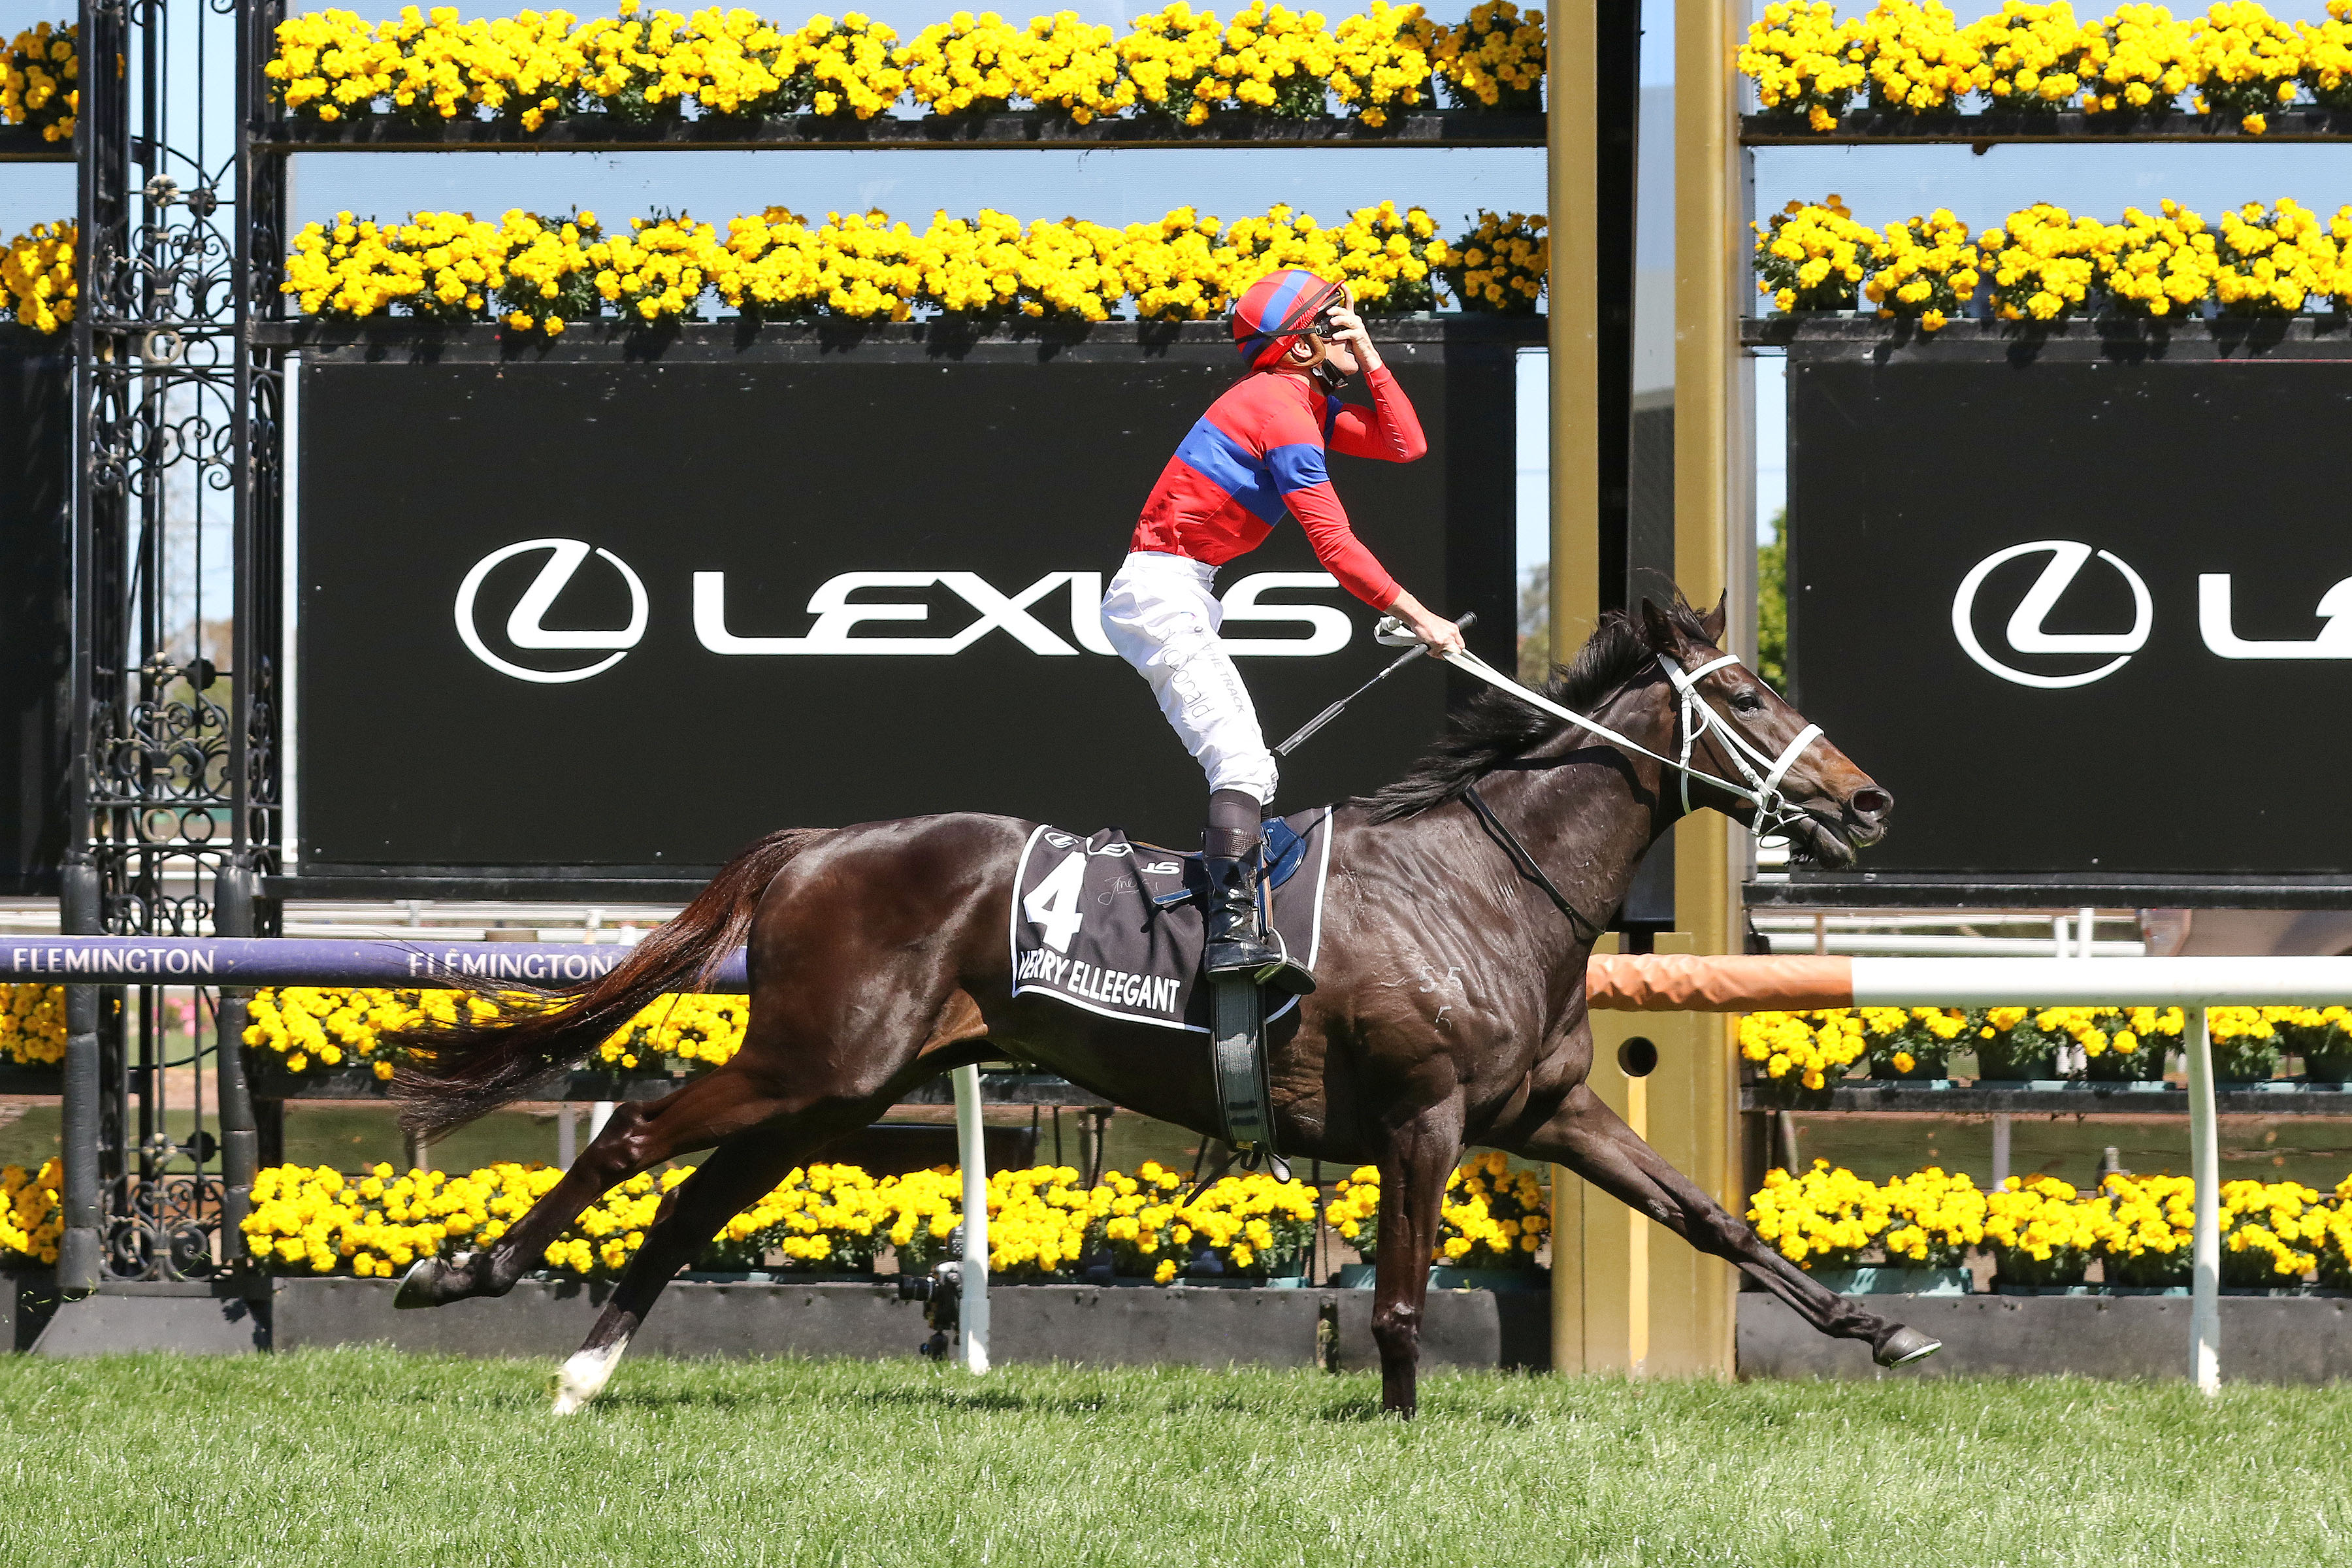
left=1516, top=563, right=1552, bottom=686
left=1756, top=511, right=1788, bottom=692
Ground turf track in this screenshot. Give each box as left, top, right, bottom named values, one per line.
left=0, top=1351, right=2343, bottom=1566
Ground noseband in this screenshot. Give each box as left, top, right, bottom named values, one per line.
left=1441, top=647, right=1826, bottom=846
left=1656, top=653, right=1823, bottom=841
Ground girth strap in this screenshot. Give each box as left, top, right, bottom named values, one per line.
left=1462, top=785, right=1609, bottom=940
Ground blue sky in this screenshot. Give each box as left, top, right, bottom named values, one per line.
left=5, top=0, right=2342, bottom=572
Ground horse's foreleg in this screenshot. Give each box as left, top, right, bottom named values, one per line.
left=1369, top=1100, right=1465, bottom=1418
left=1508, top=1084, right=1940, bottom=1368
left=550, top=1124, right=855, bottom=1414
left=397, top=1063, right=794, bottom=1309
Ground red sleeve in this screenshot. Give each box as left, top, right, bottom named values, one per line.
left=1255, top=397, right=1398, bottom=608
left=1285, top=484, right=1402, bottom=610
left=1326, top=365, right=1428, bottom=463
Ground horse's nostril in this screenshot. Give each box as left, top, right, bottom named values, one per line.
left=1850, top=787, right=1891, bottom=821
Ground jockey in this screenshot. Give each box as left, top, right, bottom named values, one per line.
left=1102, top=267, right=1465, bottom=996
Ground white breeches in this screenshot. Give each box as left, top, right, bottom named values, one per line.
left=1100, top=551, right=1280, bottom=806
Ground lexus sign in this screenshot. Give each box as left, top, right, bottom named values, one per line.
left=291, top=336, right=1518, bottom=879
left=1788, top=348, right=2352, bottom=889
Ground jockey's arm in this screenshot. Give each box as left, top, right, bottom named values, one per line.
left=1276, top=455, right=1467, bottom=661
left=1324, top=351, right=1428, bottom=465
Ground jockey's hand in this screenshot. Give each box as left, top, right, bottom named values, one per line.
left=1324, top=306, right=1383, bottom=374
left=1388, top=591, right=1466, bottom=659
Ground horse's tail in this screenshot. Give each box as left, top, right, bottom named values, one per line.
left=391, top=826, right=830, bottom=1142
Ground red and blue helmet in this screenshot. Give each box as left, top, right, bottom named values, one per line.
left=1232, top=268, right=1348, bottom=370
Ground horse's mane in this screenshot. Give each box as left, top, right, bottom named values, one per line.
left=1352, top=597, right=1709, bottom=823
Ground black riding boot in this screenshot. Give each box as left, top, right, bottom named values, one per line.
left=1203, top=852, right=1316, bottom=996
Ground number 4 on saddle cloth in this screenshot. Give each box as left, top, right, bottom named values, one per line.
left=1009, top=810, right=1333, bottom=1160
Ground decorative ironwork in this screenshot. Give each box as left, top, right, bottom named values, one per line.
left=59, top=0, right=285, bottom=1292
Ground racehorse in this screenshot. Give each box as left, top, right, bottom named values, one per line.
left=388, top=591, right=1936, bottom=1416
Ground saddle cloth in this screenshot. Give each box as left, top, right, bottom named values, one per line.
left=1009, top=808, right=1334, bottom=1034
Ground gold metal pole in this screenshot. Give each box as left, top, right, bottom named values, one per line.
left=1548, top=0, right=1600, bottom=670
left=1546, top=0, right=1599, bottom=1378
left=1657, top=0, right=1747, bottom=1377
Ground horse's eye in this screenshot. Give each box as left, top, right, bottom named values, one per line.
left=1731, top=689, right=1764, bottom=714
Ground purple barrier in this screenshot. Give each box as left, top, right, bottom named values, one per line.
left=0, top=936, right=751, bottom=990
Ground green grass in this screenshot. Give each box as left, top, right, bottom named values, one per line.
left=0, top=1354, right=2346, bottom=1567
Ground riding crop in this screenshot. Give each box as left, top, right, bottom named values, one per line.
left=1271, top=612, right=1477, bottom=757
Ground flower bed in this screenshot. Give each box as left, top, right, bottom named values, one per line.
left=1750, top=1159, right=2352, bottom=1290
left=281, top=199, right=1530, bottom=333
left=1, top=1160, right=61, bottom=1265
left=244, top=985, right=752, bottom=1080
left=1, top=20, right=74, bottom=142
left=265, top=2, right=1541, bottom=130
left=1734, top=1004, right=2321, bottom=1092
left=2, top=221, right=74, bottom=335
left=0, top=985, right=64, bottom=1069
left=1756, top=194, right=2352, bottom=327
left=1322, top=1152, right=1552, bottom=1273
left=1744, top=0, right=2352, bottom=134
left=1759, top=195, right=2352, bottom=327
left=218, top=1154, right=1546, bottom=1284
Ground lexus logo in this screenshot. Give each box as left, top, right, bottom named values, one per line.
left=1951, top=540, right=2153, bottom=689
left=456, top=538, right=649, bottom=684
left=453, top=542, right=1356, bottom=683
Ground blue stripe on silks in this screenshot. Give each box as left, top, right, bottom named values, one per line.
left=1253, top=270, right=1316, bottom=335
left=1321, top=394, right=1341, bottom=437
left=1173, top=419, right=1288, bottom=524
left=1264, top=440, right=1328, bottom=495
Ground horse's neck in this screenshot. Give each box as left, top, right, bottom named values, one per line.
left=1470, top=674, right=1676, bottom=938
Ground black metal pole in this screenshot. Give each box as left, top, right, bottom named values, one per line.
left=1595, top=0, right=1642, bottom=616
left=57, top=856, right=101, bottom=1299
left=213, top=864, right=259, bottom=1266
left=56, top=0, right=112, bottom=1303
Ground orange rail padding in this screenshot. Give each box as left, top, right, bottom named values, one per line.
left=1584, top=953, right=1855, bottom=1012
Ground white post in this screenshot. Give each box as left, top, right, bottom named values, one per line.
left=590, top=1100, right=615, bottom=1139
left=953, top=1063, right=992, bottom=1373
left=2078, top=906, right=2096, bottom=957
left=2186, top=1005, right=2220, bottom=1394
left=557, top=1105, right=578, bottom=1168
left=1990, top=1115, right=2011, bottom=1188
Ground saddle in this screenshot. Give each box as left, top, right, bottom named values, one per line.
left=1007, top=809, right=1333, bottom=1160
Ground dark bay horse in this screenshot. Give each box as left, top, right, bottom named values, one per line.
left=389, top=591, right=1938, bottom=1415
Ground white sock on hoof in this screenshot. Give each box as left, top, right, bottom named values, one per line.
left=550, top=1333, right=631, bottom=1416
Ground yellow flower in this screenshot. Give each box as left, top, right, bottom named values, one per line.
left=0, top=1158, right=65, bottom=1264
left=1432, top=0, right=1545, bottom=111
left=1751, top=197, right=1888, bottom=313
left=1443, top=208, right=1546, bottom=314
left=1, top=221, right=76, bottom=335
left=1740, top=0, right=1866, bottom=124
left=1, top=20, right=78, bottom=142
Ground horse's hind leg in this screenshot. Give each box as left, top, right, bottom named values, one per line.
left=398, top=1062, right=802, bottom=1309
left=1369, top=1098, right=1465, bottom=1418
left=550, top=1122, right=860, bottom=1414
left=1505, top=1083, right=1940, bottom=1368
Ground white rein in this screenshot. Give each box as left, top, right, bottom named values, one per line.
left=1433, top=645, right=1824, bottom=845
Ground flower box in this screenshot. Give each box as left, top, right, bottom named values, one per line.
left=1995, top=1284, right=2095, bottom=1296
left=1808, top=1267, right=1972, bottom=1296
left=676, top=1269, right=877, bottom=1284
left=1331, top=1262, right=1548, bottom=1292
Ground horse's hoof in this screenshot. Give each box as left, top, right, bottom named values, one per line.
left=395, top=1256, right=468, bottom=1310
left=1875, top=1326, right=1942, bottom=1368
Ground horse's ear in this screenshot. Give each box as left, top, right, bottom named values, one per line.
left=1638, top=596, right=1680, bottom=653
left=1699, top=593, right=1728, bottom=647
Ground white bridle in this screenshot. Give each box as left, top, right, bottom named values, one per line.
left=1437, top=645, right=1827, bottom=845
